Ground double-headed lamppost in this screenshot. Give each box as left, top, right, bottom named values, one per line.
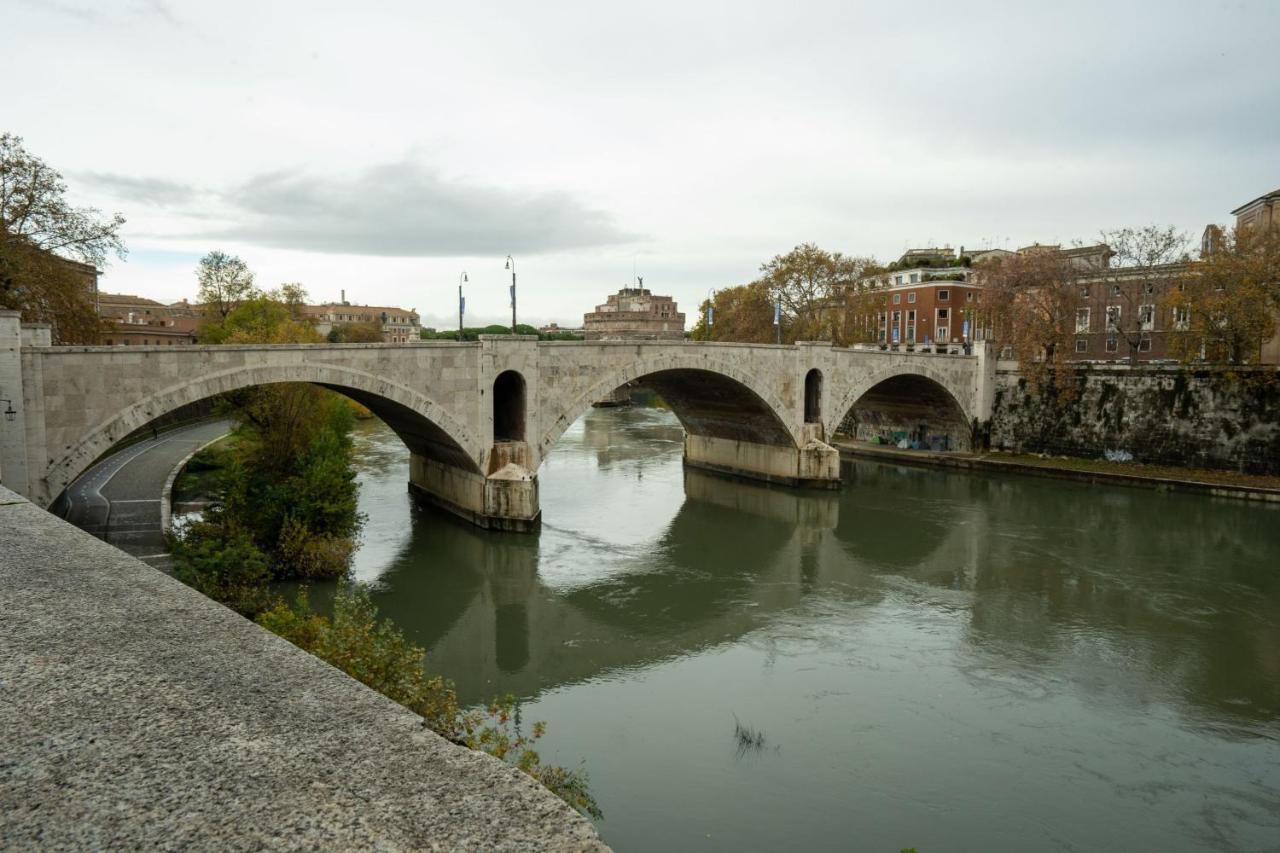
left=458, top=271, right=468, bottom=342
left=504, top=255, right=517, bottom=335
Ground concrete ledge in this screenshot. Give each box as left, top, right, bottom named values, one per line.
left=834, top=441, right=1280, bottom=504
left=0, top=486, right=603, bottom=850
left=408, top=481, right=543, bottom=533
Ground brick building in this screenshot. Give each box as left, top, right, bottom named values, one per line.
left=583, top=285, right=685, bottom=341
left=96, top=292, right=198, bottom=346
left=851, top=248, right=983, bottom=348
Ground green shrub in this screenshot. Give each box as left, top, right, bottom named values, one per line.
left=258, top=585, right=601, bottom=819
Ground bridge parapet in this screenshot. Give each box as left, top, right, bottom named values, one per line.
left=0, top=328, right=991, bottom=530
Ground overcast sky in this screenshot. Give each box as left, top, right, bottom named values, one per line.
left=9, top=0, right=1279, bottom=329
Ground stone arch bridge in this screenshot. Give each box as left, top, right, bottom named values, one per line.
left=0, top=312, right=995, bottom=531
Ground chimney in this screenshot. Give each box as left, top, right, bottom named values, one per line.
left=341, top=289, right=346, bottom=305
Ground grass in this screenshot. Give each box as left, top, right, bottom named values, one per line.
left=732, top=715, right=768, bottom=756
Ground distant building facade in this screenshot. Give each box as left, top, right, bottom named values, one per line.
left=303, top=300, right=421, bottom=343
left=96, top=292, right=198, bottom=346
left=852, top=248, right=983, bottom=347
left=583, top=285, right=685, bottom=341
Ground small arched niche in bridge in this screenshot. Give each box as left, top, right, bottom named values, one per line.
left=493, top=370, right=527, bottom=442
left=804, top=369, right=823, bottom=424
left=835, top=373, right=971, bottom=452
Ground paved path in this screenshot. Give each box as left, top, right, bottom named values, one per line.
left=52, top=419, right=232, bottom=566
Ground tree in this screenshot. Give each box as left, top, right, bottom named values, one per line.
left=0, top=133, right=125, bottom=342
left=756, top=243, right=873, bottom=342
left=689, top=282, right=775, bottom=342
left=329, top=321, right=384, bottom=343
left=1099, top=225, right=1191, bottom=364
left=981, top=249, right=1083, bottom=392
left=1165, top=226, right=1280, bottom=364
left=196, top=250, right=257, bottom=319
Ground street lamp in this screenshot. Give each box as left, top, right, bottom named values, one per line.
left=504, top=255, right=517, bottom=335
left=0, top=398, right=15, bottom=422
left=458, top=271, right=468, bottom=342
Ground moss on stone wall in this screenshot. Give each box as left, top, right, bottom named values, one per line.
left=989, top=366, right=1280, bottom=474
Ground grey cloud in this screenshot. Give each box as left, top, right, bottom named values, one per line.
left=80, top=172, right=199, bottom=207
left=218, top=161, right=639, bottom=257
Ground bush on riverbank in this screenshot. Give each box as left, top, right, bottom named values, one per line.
left=259, top=584, right=601, bottom=819
left=170, top=385, right=363, bottom=609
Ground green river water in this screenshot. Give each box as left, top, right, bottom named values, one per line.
left=340, top=407, right=1280, bottom=852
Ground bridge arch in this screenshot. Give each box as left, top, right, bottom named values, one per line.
left=826, top=363, right=973, bottom=451
left=43, top=361, right=482, bottom=504
left=538, top=352, right=799, bottom=463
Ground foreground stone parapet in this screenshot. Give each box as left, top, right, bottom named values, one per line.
left=0, top=486, right=607, bottom=850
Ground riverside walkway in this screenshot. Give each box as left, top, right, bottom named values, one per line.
left=0, top=485, right=607, bottom=850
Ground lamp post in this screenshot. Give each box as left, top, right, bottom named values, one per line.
left=504, top=255, right=517, bottom=334
left=458, top=271, right=468, bottom=342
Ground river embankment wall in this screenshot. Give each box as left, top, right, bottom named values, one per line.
left=0, top=485, right=607, bottom=850
left=989, top=364, right=1280, bottom=474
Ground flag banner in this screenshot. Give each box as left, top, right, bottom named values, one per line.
left=707, top=306, right=714, bottom=326
left=774, top=302, right=781, bottom=325
left=460, top=296, right=466, bottom=314
left=892, top=327, right=900, bottom=343
left=509, top=285, right=515, bottom=308
left=962, top=320, right=970, bottom=338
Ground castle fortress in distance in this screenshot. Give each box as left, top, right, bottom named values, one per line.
left=582, top=283, right=685, bottom=341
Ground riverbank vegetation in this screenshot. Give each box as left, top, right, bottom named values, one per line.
left=419, top=323, right=583, bottom=341
left=167, top=280, right=599, bottom=817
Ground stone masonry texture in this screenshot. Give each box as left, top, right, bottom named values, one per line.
left=0, top=486, right=608, bottom=851
left=988, top=365, right=1280, bottom=474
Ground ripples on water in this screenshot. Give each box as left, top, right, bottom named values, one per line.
left=340, top=408, right=1280, bottom=853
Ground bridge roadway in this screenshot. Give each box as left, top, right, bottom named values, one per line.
left=0, top=484, right=608, bottom=850
left=0, top=311, right=996, bottom=532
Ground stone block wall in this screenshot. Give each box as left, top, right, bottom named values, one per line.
left=989, top=365, right=1280, bottom=474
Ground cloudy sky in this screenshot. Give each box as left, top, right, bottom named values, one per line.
left=9, top=0, right=1279, bottom=329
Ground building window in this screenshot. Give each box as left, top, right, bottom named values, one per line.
left=1139, top=304, right=1155, bottom=331
left=1075, top=308, right=1090, bottom=333
left=1000, top=346, right=1013, bottom=359
left=1173, top=306, right=1189, bottom=330
left=893, top=293, right=901, bottom=304
left=1144, top=282, right=1155, bottom=295
left=1111, top=284, right=1122, bottom=296
left=966, top=292, right=974, bottom=302
left=1080, top=286, right=1090, bottom=298
left=1139, top=338, right=1153, bottom=352
left=909, top=273, right=919, bottom=284
left=895, top=275, right=903, bottom=286
left=938, top=290, right=949, bottom=301
left=1105, top=337, right=1118, bottom=353
left=936, top=326, right=949, bottom=341
left=937, top=308, right=949, bottom=321
left=907, top=292, right=916, bottom=303
left=1105, top=305, right=1122, bottom=331
left=1075, top=338, right=1088, bottom=353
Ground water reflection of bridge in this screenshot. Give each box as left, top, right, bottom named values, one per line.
left=369, top=419, right=1280, bottom=725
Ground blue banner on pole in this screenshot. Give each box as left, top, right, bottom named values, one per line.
left=707, top=306, right=714, bottom=326
left=774, top=302, right=781, bottom=325
left=509, top=285, right=515, bottom=308
left=892, top=326, right=900, bottom=343
left=460, top=295, right=466, bottom=314
left=963, top=320, right=970, bottom=338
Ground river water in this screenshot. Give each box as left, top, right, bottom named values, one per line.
left=342, top=407, right=1280, bottom=852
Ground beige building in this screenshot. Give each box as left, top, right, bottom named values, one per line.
left=96, top=292, right=198, bottom=346
left=583, top=285, right=685, bottom=341
left=303, top=301, right=421, bottom=343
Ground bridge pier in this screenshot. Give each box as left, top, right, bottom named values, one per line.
left=682, top=428, right=841, bottom=490
left=408, top=447, right=541, bottom=533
